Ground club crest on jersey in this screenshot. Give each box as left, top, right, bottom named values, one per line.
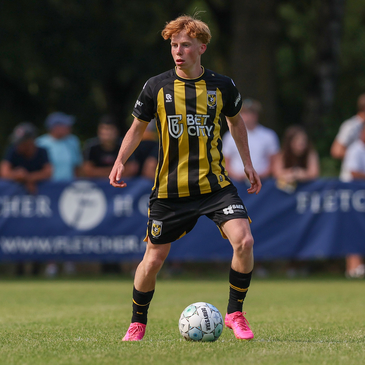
left=151, top=220, right=163, bottom=238
left=207, top=91, right=217, bottom=108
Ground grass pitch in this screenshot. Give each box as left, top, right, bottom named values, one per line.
left=0, top=277, right=364, bottom=365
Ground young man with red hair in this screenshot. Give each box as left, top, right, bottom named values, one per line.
left=109, top=15, right=261, bottom=341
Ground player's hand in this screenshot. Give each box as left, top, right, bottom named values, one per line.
left=109, top=162, right=128, bottom=188
left=245, top=166, right=262, bottom=195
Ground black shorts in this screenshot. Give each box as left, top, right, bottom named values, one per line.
left=146, top=184, right=249, bottom=244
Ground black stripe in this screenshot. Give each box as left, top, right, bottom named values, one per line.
left=185, top=82, right=200, bottom=195
left=154, top=116, right=163, bottom=193
left=164, top=84, right=178, bottom=197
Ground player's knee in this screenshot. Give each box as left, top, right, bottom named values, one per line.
left=144, top=255, right=166, bottom=274
left=235, top=234, right=254, bottom=254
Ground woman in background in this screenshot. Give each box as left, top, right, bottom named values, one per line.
left=273, top=125, right=320, bottom=192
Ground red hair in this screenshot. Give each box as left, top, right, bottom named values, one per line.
left=161, top=15, right=211, bottom=44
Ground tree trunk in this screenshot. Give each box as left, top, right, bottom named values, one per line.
left=230, top=0, right=279, bottom=129
left=302, top=0, right=346, bottom=132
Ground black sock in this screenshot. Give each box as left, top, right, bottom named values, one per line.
left=227, top=268, right=252, bottom=314
left=131, top=286, right=155, bottom=325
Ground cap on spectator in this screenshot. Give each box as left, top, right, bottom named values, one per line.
left=10, top=122, right=37, bottom=145
left=241, top=98, right=262, bottom=114
left=45, top=112, right=75, bottom=130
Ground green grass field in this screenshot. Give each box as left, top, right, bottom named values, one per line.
left=0, top=278, right=364, bottom=365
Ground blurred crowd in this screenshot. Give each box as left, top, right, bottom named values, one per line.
left=1, top=94, right=365, bottom=279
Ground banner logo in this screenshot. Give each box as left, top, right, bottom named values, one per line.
left=59, top=181, right=107, bottom=231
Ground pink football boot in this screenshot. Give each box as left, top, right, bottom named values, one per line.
left=225, top=311, right=254, bottom=340
left=122, top=322, right=146, bottom=341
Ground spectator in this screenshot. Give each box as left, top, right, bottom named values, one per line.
left=1, top=122, right=52, bottom=276
left=223, top=98, right=280, bottom=180
left=36, top=112, right=83, bottom=181
left=331, top=93, right=365, bottom=160
left=133, top=120, right=158, bottom=180
left=1, top=122, right=52, bottom=194
left=273, top=125, right=320, bottom=192
left=83, top=115, right=138, bottom=178
left=339, top=123, right=365, bottom=278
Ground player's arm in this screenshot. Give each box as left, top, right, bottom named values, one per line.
left=226, top=113, right=262, bottom=194
left=109, top=118, right=148, bottom=188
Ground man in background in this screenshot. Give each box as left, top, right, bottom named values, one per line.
left=36, top=111, right=83, bottom=181
left=1, top=122, right=52, bottom=194
left=83, top=115, right=138, bottom=179
left=339, top=123, right=365, bottom=278
left=223, top=99, right=280, bottom=181
left=331, top=93, right=365, bottom=160
left=1, top=122, right=52, bottom=276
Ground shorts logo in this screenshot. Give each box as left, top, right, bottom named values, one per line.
left=207, top=91, right=217, bottom=108
left=151, top=220, right=163, bottom=238
left=223, top=204, right=245, bottom=215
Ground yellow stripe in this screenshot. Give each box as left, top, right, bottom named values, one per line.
left=156, top=89, right=169, bottom=198
left=230, top=283, right=248, bottom=292
left=210, top=88, right=230, bottom=189
left=196, top=80, right=211, bottom=194
left=174, top=80, right=190, bottom=197
left=133, top=299, right=151, bottom=306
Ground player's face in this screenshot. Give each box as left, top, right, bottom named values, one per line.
left=171, top=30, right=207, bottom=78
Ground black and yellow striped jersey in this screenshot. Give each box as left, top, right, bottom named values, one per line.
left=132, top=67, right=242, bottom=199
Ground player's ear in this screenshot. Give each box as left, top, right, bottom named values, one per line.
left=199, top=44, right=207, bottom=55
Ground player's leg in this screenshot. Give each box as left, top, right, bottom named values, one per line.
left=123, top=239, right=170, bottom=341
left=221, top=218, right=255, bottom=340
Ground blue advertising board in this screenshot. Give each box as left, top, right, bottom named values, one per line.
left=0, top=178, right=364, bottom=262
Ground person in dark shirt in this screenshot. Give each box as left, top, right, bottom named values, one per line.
left=1, top=122, right=52, bottom=276
left=1, top=122, right=52, bottom=194
left=83, top=115, right=138, bottom=178
left=133, top=120, right=158, bottom=179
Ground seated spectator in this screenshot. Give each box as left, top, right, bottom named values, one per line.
left=340, top=123, right=365, bottom=278
left=83, top=115, right=138, bottom=178
left=1, top=122, right=52, bottom=276
left=133, top=120, right=158, bottom=180
left=36, top=112, right=83, bottom=181
left=273, top=125, right=320, bottom=192
left=1, top=122, right=52, bottom=194
left=331, top=93, right=365, bottom=160
left=223, top=98, right=280, bottom=180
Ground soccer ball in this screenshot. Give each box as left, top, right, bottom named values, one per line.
left=178, top=302, right=223, bottom=341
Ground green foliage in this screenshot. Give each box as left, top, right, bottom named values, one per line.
left=0, top=279, right=364, bottom=365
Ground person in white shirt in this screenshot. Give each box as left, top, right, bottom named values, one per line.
left=331, top=93, right=365, bottom=160
left=223, top=98, right=279, bottom=180
left=340, top=124, right=365, bottom=278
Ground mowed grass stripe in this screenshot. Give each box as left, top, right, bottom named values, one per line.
left=0, top=279, right=363, bottom=365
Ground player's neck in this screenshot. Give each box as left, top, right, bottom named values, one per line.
left=176, top=65, right=204, bottom=80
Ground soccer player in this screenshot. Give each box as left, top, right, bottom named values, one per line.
left=109, top=15, right=261, bottom=341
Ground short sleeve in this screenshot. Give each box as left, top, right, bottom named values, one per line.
left=336, top=119, right=361, bottom=147
left=221, top=78, right=242, bottom=117
left=132, top=79, right=156, bottom=122
left=3, top=146, right=15, bottom=163
left=38, top=147, right=50, bottom=166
